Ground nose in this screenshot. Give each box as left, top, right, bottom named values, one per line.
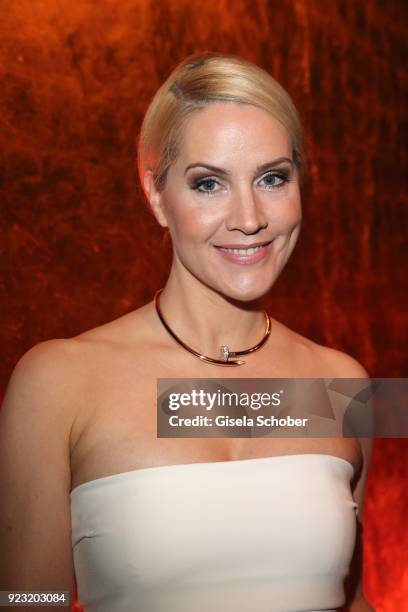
left=225, top=184, right=268, bottom=234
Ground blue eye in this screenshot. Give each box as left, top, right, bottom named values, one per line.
left=259, top=172, right=289, bottom=189
left=192, top=178, right=219, bottom=193
left=190, top=170, right=290, bottom=195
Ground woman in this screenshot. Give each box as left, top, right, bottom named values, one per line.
left=0, top=52, right=374, bottom=611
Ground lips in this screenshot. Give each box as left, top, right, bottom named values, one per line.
left=214, top=239, right=273, bottom=250
left=213, top=240, right=274, bottom=264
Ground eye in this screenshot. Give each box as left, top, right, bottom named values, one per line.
left=258, top=171, right=289, bottom=190
left=191, top=177, right=221, bottom=194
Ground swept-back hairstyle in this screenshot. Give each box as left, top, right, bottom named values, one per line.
left=137, top=52, right=305, bottom=191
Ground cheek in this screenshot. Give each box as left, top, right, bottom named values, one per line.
left=170, top=203, right=223, bottom=242
left=274, top=190, right=302, bottom=227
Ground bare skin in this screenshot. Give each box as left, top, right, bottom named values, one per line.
left=69, top=304, right=363, bottom=491
left=0, top=103, right=374, bottom=610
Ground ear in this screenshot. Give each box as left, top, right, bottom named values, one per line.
left=142, top=170, right=168, bottom=228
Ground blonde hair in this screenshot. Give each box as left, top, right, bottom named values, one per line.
left=137, top=52, right=306, bottom=191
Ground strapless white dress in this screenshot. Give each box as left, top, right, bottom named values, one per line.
left=70, top=453, right=358, bottom=612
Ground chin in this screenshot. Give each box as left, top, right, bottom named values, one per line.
left=217, top=282, right=270, bottom=304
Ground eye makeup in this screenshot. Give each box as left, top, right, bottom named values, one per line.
left=256, top=168, right=291, bottom=190
left=189, top=165, right=293, bottom=195
left=189, top=175, right=224, bottom=194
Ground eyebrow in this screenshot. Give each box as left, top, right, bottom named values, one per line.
left=184, top=157, right=294, bottom=176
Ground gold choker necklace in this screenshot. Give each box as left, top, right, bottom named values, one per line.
left=154, top=288, right=271, bottom=366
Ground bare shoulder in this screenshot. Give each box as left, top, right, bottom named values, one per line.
left=313, top=343, right=371, bottom=378
left=273, top=319, right=371, bottom=379
left=71, top=301, right=153, bottom=350
left=4, top=303, right=153, bottom=424
left=3, top=337, right=88, bottom=413
left=314, top=344, right=373, bottom=455
left=276, top=324, right=374, bottom=464
left=1, top=338, right=92, bottom=460
left=6, top=301, right=154, bottom=409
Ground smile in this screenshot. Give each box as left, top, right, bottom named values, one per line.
left=219, top=245, right=264, bottom=255
left=213, top=240, right=274, bottom=264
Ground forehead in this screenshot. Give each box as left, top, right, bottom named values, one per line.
left=176, top=102, right=292, bottom=164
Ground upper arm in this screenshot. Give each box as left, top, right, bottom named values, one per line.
left=346, top=433, right=374, bottom=608
left=324, top=348, right=374, bottom=607
left=0, top=339, right=83, bottom=601
left=323, top=347, right=374, bottom=514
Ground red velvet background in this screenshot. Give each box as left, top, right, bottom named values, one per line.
left=0, top=1, right=407, bottom=609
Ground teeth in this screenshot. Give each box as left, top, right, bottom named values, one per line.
left=219, top=245, right=265, bottom=255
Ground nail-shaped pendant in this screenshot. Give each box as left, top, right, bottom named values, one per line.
left=220, top=345, right=230, bottom=361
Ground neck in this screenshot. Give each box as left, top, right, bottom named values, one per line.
left=156, top=266, right=267, bottom=358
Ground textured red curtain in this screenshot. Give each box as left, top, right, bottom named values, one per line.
left=1, top=1, right=406, bottom=609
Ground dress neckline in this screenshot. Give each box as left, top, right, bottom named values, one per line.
left=70, top=453, right=355, bottom=497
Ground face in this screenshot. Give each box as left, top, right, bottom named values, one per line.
left=145, top=102, right=302, bottom=302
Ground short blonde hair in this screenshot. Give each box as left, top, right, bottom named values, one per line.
left=137, top=52, right=306, bottom=191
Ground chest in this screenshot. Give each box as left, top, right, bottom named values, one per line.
left=69, top=350, right=362, bottom=490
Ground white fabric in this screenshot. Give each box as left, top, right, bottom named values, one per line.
left=70, top=453, right=358, bottom=612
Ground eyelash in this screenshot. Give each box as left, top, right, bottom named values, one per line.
left=191, top=171, right=290, bottom=195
